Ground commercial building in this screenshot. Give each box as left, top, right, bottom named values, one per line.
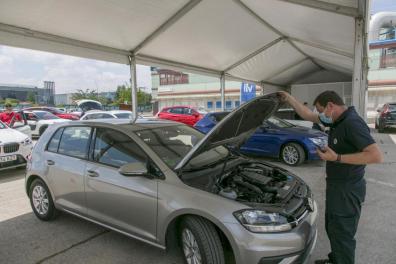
left=367, top=12, right=396, bottom=118
left=0, top=81, right=55, bottom=105
left=151, top=68, right=262, bottom=113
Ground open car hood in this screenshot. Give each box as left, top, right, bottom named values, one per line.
left=175, top=93, right=282, bottom=171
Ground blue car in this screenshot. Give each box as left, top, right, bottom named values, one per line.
left=194, top=112, right=327, bottom=166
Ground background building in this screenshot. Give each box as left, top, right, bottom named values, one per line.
left=0, top=81, right=55, bottom=105
left=367, top=12, right=396, bottom=120
left=151, top=68, right=262, bottom=113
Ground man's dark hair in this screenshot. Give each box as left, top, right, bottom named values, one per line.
left=313, top=91, right=345, bottom=107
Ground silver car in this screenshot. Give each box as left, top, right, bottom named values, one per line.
left=26, top=94, right=317, bottom=264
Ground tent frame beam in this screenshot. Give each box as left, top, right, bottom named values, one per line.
left=276, top=0, right=359, bottom=17
left=133, top=0, right=202, bottom=54
left=234, top=0, right=323, bottom=70
left=289, top=37, right=354, bottom=58
left=223, top=37, right=284, bottom=72
left=266, top=58, right=309, bottom=81
left=220, top=73, right=226, bottom=111
left=128, top=55, right=138, bottom=121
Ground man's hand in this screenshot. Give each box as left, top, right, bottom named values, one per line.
left=316, top=146, right=337, bottom=161
left=277, top=91, right=290, bottom=103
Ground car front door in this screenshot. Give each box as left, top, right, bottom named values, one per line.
left=45, top=126, right=92, bottom=213
left=85, top=127, right=158, bottom=242
left=241, top=121, right=282, bottom=156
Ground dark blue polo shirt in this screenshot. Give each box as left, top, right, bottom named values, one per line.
left=321, top=107, right=375, bottom=183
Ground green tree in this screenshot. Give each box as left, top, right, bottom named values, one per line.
left=26, top=91, right=36, bottom=103
left=72, top=89, right=99, bottom=101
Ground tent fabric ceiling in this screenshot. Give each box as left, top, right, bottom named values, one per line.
left=0, top=0, right=363, bottom=86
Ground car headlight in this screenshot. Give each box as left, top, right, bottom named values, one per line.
left=233, top=210, right=292, bottom=233
left=21, top=137, right=33, bottom=146
left=308, top=137, right=327, bottom=147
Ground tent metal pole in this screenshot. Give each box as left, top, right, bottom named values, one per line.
left=129, top=55, right=138, bottom=122
left=276, top=0, right=359, bottom=17
left=220, top=73, right=225, bottom=111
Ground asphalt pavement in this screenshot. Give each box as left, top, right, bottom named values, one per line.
left=1, top=132, right=396, bottom=264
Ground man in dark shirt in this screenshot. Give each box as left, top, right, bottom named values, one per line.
left=278, top=91, right=383, bottom=264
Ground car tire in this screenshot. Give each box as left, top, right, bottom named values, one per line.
left=180, top=216, right=225, bottom=264
left=29, top=178, right=59, bottom=221
left=39, top=125, right=48, bottom=136
left=281, top=143, right=305, bottom=166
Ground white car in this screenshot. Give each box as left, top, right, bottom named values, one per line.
left=25, top=111, right=69, bottom=137
left=80, top=110, right=134, bottom=120
left=0, top=121, right=33, bottom=170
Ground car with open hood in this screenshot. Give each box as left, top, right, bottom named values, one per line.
left=26, top=94, right=317, bottom=264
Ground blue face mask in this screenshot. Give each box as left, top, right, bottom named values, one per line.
left=319, top=112, right=333, bottom=124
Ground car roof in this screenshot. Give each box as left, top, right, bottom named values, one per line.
left=55, top=118, right=182, bottom=131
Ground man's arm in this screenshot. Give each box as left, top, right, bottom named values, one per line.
left=317, top=144, right=383, bottom=164
left=278, top=92, right=320, bottom=123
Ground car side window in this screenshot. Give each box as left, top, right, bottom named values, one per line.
left=93, top=128, right=147, bottom=168
left=169, top=108, right=182, bottom=114
left=58, top=127, right=92, bottom=159
left=47, top=128, right=64, bottom=152
left=183, top=108, right=193, bottom=115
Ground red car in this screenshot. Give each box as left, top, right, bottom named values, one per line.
left=23, top=107, right=79, bottom=120
left=157, top=106, right=206, bottom=126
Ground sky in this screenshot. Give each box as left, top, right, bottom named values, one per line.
left=0, top=0, right=395, bottom=95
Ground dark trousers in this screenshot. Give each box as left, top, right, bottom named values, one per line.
left=325, top=179, right=366, bottom=264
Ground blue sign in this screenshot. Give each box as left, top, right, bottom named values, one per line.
left=240, top=83, right=256, bottom=103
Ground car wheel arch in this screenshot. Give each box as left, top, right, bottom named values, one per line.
left=26, top=175, right=55, bottom=201
left=162, top=211, right=238, bottom=262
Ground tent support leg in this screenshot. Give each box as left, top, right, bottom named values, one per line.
left=220, top=73, right=225, bottom=111
left=129, top=55, right=138, bottom=122
left=352, top=16, right=367, bottom=119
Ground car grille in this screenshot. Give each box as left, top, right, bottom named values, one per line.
left=3, top=143, right=20, bottom=154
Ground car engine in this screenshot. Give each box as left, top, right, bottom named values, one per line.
left=214, top=162, right=298, bottom=204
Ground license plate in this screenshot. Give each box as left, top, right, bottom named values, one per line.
left=0, top=155, right=17, bottom=163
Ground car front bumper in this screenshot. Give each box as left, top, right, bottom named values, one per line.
left=225, top=201, right=318, bottom=264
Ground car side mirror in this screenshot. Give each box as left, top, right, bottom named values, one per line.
left=119, top=162, right=151, bottom=178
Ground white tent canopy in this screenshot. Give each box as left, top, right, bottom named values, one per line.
left=0, top=0, right=369, bottom=116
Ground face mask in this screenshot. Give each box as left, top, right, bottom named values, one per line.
left=319, top=112, right=332, bottom=124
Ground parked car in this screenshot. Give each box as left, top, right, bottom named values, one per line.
left=375, top=103, right=396, bottom=133
left=195, top=112, right=327, bottom=166
left=80, top=110, right=134, bottom=120
left=0, top=120, right=33, bottom=171
left=5, top=111, right=32, bottom=137
left=26, top=94, right=317, bottom=264
left=25, top=111, right=69, bottom=137
left=70, top=99, right=103, bottom=117
left=23, top=107, right=79, bottom=120
left=157, top=106, right=207, bottom=126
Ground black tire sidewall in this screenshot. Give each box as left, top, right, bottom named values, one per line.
left=180, top=217, right=225, bottom=264
left=29, top=179, right=57, bottom=221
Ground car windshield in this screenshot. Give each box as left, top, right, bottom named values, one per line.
left=114, top=113, right=132, bottom=119
left=267, top=117, right=294, bottom=128
left=136, top=124, right=229, bottom=169
left=0, top=121, right=6, bottom=129
left=34, top=112, right=60, bottom=120
left=389, top=104, right=396, bottom=112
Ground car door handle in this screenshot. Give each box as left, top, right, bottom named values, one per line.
left=87, top=170, right=99, bottom=177
left=46, top=160, right=55, bottom=166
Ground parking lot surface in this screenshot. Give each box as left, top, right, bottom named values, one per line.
left=1, top=132, right=396, bottom=264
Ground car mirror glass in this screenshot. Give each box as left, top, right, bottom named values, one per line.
left=119, top=162, right=149, bottom=177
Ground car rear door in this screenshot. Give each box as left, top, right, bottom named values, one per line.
left=45, top=126, right=92, bottom=214
left=85, top=127, right=158, bottom=242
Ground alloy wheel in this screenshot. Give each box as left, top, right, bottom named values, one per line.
left=282, top=145, right=299, bottom=165
left=32, top=185, right=49, bottom=216
left=182, top=228, right=202, bottom=264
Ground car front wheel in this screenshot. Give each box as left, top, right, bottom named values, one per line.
left=281, top=143, right=305, bottom=166
left=29, top=178, right=59, bottom=221
left=180, top=216, right=225, bottom=264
